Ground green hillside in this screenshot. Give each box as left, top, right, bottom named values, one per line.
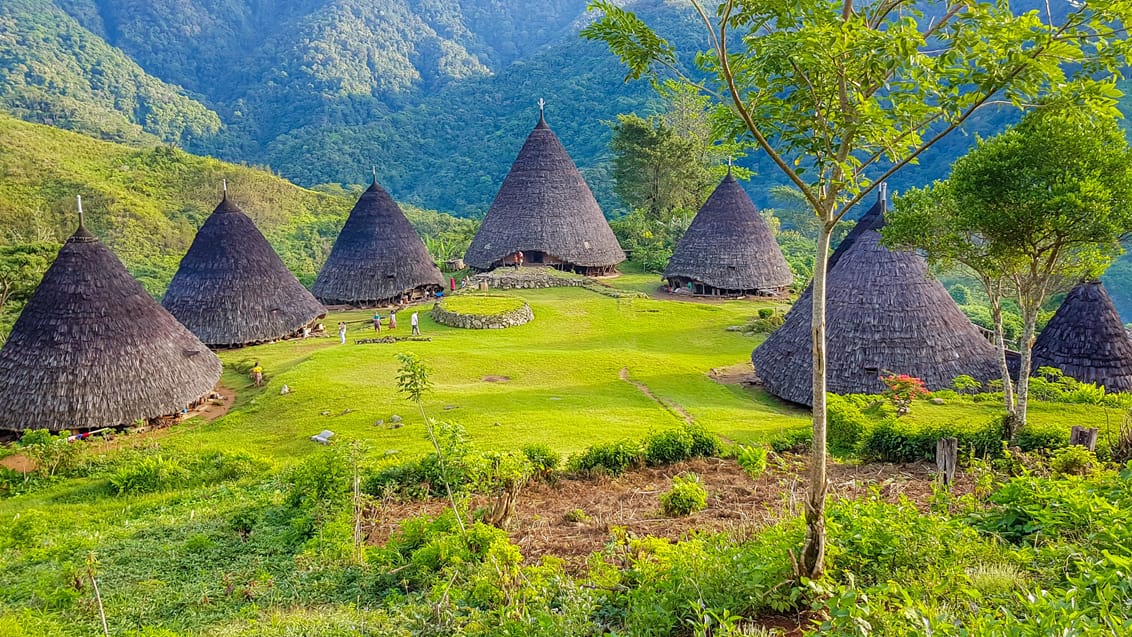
left=0, top=0, right=221, bottom=145
left=0, top=114, right=477, bottom=340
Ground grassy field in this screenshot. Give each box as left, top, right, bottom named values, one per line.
left=436, top=295, right=527, bottom=316
left=173, top=283, right=808, bottom=463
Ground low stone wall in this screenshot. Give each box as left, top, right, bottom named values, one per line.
left=465, top=268, right=589, bottom=291
left=431, top=302, right=534, bottom=329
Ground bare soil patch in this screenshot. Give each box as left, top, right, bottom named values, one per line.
left=0, top=453, right=34, bottom=473
left=194, top=385, right=235, bottom=422
left=366, top=455, right=973, bottom=572
left=709, top=362, right=758, bottom=386
left=482, top=375, right=511, bottom=383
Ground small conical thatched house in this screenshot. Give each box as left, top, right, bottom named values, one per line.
left=751, top=191, right=1001, bottom=406
left=0, top=213, right=222, bottom=432
left=313, top=176, right=445, bottom=305
left=1031, top=280, right=1132, bottom=391
left=163, top=194, right=326, bottom=347
left=663, top=171, right=793, bottom=295
left=464, top=108, right=625, bottom=275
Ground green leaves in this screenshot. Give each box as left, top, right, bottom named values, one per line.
left=581, top=1, right=677, bottom=81
left=395, top=352, right=432, bottom=404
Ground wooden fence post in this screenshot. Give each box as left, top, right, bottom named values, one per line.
left=1069, top=426, right=1098, bottom=452
left=936, top=437, right=958, bottom=486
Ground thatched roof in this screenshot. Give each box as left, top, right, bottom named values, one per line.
left=0, top=222, right=221, bottom=432
left=1031, top=280, right=1132, bottom=391
left=162, top=195, right=326, bottom=347
left=464, top=111, right=624, bottom=270
left=663, top=171, right=793, bottom=291
left=312, top=177, right=445, bottom=305
left=751, top=193, right=1001, bottom=406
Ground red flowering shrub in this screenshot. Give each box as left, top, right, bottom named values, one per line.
left=881, top=374, right=929, bottom=416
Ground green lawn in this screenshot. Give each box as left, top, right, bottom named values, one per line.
left=166, top=284, right=804, bottom=463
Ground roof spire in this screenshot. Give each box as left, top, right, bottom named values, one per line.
left=878, top=182, right=888, bottom=211
left=372, top=166, right=378, bottom=185
left=727, top=156, right=733, bottom=177
left=77, top=195, right=84, bottom=229
left=536, top=98, right=548, bottom=128
left=222, top=179, right=228, bottom=200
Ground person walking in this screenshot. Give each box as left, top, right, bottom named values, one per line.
left=251, top=361, right=263, bottom=387
left=411, top=311, right=420, bottom=336
left=338, top=321, right=347, bottom=344
left=450, top=276, right=456, bottom=291
left=389, top=309, right=397, bottom=330
left=372, top=311, right=381, bottom=333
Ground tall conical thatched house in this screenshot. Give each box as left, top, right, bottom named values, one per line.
left=663, top=170, right=793, bottom=295
left=313, top=176, right=445, bottom=305
left=464, top=107, right=625, bottom=275
left=0, top=209, right=222, bottom=432
left=1031, top=280, right=1132, bottom=391
left=751, top=191, right=1001, bottom=406
left=163, top=194, right=326, bottom=347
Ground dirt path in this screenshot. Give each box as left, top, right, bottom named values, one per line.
left=619, top=367, right=695, bottom=425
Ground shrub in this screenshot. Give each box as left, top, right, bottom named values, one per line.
left=660, top=473, right=708, bottom=516
left=685, top=423, right=721, bottom=458
left=952, top=374, right=983, bottom=394
left=736, top=445, right=768, bottom=480
left=521, top=443, right=560, bottom=476
left=564, top=508, right=591, bottom=523
left=570, top=439, right=642, bottom=475
left=859, top=416, right=1002, bottom=463
left=1050, top=446, right=1099, bottom=476
left=109, top=455, right=189, bottom=495
left=18, top=429, right=81, bottom=477
left=827, top=394, right=872, bottom=453
left=1014, top=422, right=1069, bottom=453
left=757, top=307, right=775, bottom=319
left=644, top=427, right=694, bottom=466
left=770, top=427, right=812, bottom=454
left=880, top=374, right=929, bottom=416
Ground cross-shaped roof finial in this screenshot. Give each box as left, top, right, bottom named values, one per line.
left=538, top=97, right=545, bottom=116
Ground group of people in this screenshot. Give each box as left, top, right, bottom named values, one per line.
left=333, top=310, right=421, bottom=344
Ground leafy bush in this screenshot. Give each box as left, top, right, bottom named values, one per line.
left=859, top=416, right=1002, bottom=463
left=1013, top=423, right=1069, bottom=453
left=109, top=455, right=189, bottom=495
left=660, top=473, right=708, bottom=516
left=569, top=439, right=642, bottom=476
left=685, top=423, right=721, bottom=458
left=521, top=443, right=560, bottom=477
left=736, top=444, right=768, bottom=480
left=644, top=427, right=694, bottom=466
left=1050, top=446, right=1099, bottom=476
left=952, top=374, right=983, bottom=393
left=18, top=429, right=82, bottom=477
left=770, top=427, right=812, bottom=454
left=757, top=307, right=775, bottom=319
left=827, top=394, right=872, bottom=453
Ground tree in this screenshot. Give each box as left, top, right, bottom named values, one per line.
left=0, top=242, right=55, bottom=308
left=584, top=0, right=1132, bottom=578
left=611, top=80, right=749, bottom=218
left=886, top=107, right=1132, bottom=434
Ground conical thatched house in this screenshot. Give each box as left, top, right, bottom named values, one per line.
left=163, top=194, right=326, bottom=347
left=464, top=108, right=625, bottom=275
left=1031, top=280, right=1132, bottom=391
left=664, top=170, right=793, bottom=295
left=0, top=212, right=222, bottom=432
left=751, top=191, right=1001, bottom=406
left=313, top=176, right=445, bottom=305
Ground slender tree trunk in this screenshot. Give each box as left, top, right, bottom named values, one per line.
left=1014, top=308, right=1039, bottom=434
left=417, top=402, right=466, bottom=534
left=801, top=221, right=833, bottom=579
left=989, top=294, right=1016, bottom=417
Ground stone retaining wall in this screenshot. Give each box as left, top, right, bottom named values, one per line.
left=431, top=302, right=534, bottom=329
left=465, top=269, right=589, bottom=290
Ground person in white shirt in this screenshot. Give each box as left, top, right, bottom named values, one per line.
left=411, top=312, right=420, bottom=336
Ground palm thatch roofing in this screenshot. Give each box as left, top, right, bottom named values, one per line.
left=162, top=195, right=326, bottom=347
left=751, top=193, right=1001, bottom=406
left=663, top=171, right=793, bottom=293
left=1031, top=280, right=1132, bottom=391
left=312, top=177, right=445, bottom=305
left=0, top=221, right=221, bottom=432
left=464, top=111, right=625, bottom=272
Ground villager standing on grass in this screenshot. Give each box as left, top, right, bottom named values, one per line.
left=411, top=311, right=420, bottom=336
left=389, top=309, right=397, bottom=330
left=372, top=312, right=381, bottom=333
left=251, top=361, right=263, bottom=387
left=338, top=321, right=347, bottom=344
